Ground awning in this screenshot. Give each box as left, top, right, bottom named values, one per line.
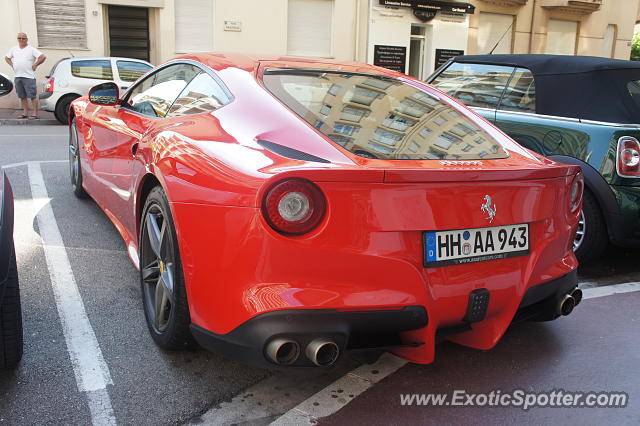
left=378, top=0, right=476, bottom=14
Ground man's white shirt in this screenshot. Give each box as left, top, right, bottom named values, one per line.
left=5, top=45, right=43, bottom=79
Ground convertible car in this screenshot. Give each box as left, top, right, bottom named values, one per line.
left=0, top=74, right=22, bottom=370
left=70, top=53, right=583, bottom=368
left=428, top=55, right=640, bottom=262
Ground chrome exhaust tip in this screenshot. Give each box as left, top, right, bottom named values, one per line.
left=265, top=338, right=300, bottom=365
left=557, top=294, right=576, bottom=317
left=571, top=288, right=583, bottom=306
left=306, top=339, right=340, bottom=367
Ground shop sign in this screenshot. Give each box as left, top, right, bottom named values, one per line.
left=378, top=0, right=475, bottom=14
left=435, top=48, right=464, bottom=69
left=374, top=45, right=407, bottom=73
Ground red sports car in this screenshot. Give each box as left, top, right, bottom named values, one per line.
left=69, top=53, right=583, bottom=368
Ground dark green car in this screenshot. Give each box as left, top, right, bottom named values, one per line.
left=428, top=54, right=640, bottom=262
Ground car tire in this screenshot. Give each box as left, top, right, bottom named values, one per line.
left=69, top=118, right=88, bottom=199
left=574, top=189, right=608, bottom=263
left=139, top=186, right=193, bottom=350
left=0, top=245, right=23, bottom=369
left=54, top=95, right=79, bottom=125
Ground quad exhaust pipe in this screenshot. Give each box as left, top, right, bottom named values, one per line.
left=266, top=338, right=300, bottom=365
left=556, top=287, right=583, bottom=317
left=306, top=339, right=340, bottom=367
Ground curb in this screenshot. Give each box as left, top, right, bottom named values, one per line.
left=0, top=119, right=61, bottom=125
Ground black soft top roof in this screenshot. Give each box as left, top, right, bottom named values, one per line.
left=448, top=54, right=640, bottom=123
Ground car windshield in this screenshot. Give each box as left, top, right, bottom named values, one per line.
left=263, top=70, right=508, bottom=160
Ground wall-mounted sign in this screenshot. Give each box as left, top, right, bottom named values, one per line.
left=224, top=20, right=242, bottom=32
left=374, top=45, right=407, bottom=73
left=378, top=0, right=475, bottom=14
left=435, top=49, right=464, bottom=69
left=414, top=9, right=437, bottom=22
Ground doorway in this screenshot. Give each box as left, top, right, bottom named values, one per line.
left=408, top=25, right=426, bottom=79
left=108, top=6, right=150, bottom=62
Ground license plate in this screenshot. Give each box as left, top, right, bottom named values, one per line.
left=423, top=224, right=529, bottom=267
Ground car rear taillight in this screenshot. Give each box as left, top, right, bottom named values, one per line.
left=44, top=77, right=54, bottom=93
left=262, top=179, right=326, bottom=235
left=617, top=136, right=640, bottom=177
left=569, top=172, right=583, bottom=213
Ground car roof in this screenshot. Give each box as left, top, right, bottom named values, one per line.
left=445, top=54, right=640, bottom=124
left=453, top=54, right=640, bottom=76
left=172, top=52, right=390, bottom=75
left=60, top=56, right=152, bottom=64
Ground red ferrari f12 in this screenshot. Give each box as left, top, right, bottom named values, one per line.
left=70, top=53, right=583, bottom=368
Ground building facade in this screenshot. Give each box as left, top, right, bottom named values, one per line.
left=1, top=0, right=639, bottom=108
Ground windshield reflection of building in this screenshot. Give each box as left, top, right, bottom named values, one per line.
left=168, top=90, right=224, bottom=116
left=309, top=75, right=504, bottom=160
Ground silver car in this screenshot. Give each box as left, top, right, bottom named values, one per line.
left=40, top=57, right=152, bottom=124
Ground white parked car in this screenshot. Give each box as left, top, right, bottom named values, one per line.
left=40, top=57, right=152, bottom=124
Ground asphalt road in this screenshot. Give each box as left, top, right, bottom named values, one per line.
left=0, top=124, right=638, bottom=425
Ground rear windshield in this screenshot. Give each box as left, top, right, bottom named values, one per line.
left=263, top=70, right=507, bottom=160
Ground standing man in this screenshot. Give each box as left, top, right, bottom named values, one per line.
left=5, top=32, right=46, bottom=119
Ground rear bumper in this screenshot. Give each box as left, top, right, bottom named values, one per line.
left=191, top=271, right=578, bottom=368
left=191, top=306, right=428, bottom=368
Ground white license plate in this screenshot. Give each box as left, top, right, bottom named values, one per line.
left=424, top=224, right=529, bottom=267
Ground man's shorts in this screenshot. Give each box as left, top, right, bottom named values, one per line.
left=14, top=77, right=37, bottom=99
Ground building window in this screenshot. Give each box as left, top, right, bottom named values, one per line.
left=175, top=0, right=214, bottom=52
left=603, top=24, right=617, bottom=58
left=287, top=0, right=333, bottom=57
left=34, top=0, right=87, bottom=48
left=383, top=114, right=416, bottom=131
left=546, top=19, right=578, bottom=55
left=477, top=12, right=514, bottom=55
left=373, top=129, right=404, bottom=146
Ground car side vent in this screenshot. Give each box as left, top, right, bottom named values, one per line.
left=257, top=140, right=331, bottom=164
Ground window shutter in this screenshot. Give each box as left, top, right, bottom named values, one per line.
left=175, top=0, right=214, bottom=52
left=34, top=0, right=87, bottom=49
left=287, top=0, right=333, bottom=57
left=477, top=13, right=513, bottom=55
left=546, top=20, right=578, bottom=55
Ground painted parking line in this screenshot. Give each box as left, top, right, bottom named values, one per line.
left=267, top=280, right=640, bottom=425
left=581, top=281, right=640, bottom=299
left=26, top=161, right=116, bottom=426
left=2, top=159, right=66, bottom=170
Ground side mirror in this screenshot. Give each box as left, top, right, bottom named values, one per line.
left=89, top=82, right=119, bottom=106
left=0, top=73, right=13, bottom=97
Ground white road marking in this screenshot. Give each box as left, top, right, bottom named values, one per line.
left=582, top=281, right=640, bottom=299
left=28, top=162, right=116, bottom=425
left=2, top=159, right=66, bottom=169
left=269, top=354, right=407, bottom=425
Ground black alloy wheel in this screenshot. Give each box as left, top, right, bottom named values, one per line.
left=574, top=189, right=608, bottom=263
left=139, top=187, right=192, bottom=349
left=69, top=119, right=88, bottom=198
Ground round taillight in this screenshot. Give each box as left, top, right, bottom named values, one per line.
left=569, top=173, right=583, bottom=213
left=621, top=147, right=640, bottom=167
left=262, top=179, right=326, bottom=235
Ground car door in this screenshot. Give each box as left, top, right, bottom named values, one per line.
left=86, top=63, right=201, bottom=237
left=428, top=62, right=517, bottom=124
left=493, top=67, right=569, bottom=156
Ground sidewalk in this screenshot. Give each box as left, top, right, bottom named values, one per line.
left=0, top=108, right=59, bottom=125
